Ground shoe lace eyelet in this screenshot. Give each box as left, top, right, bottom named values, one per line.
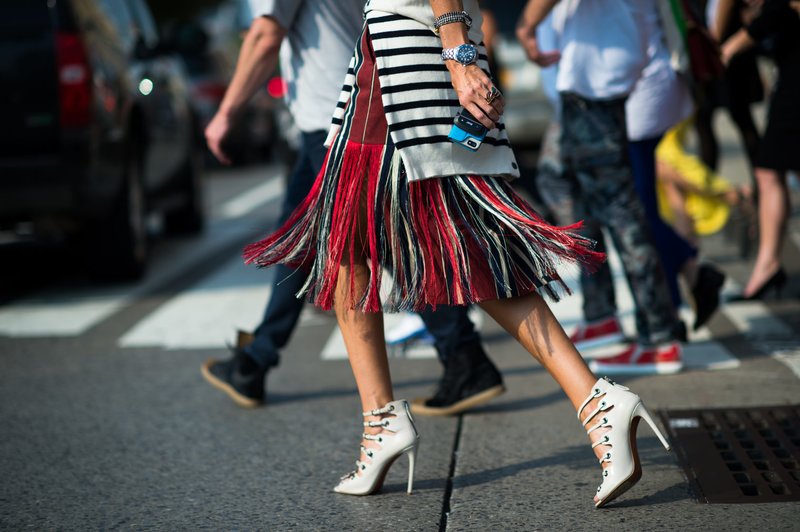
left=378, top=437, right=383, bottom=442
left=389, top=405, right=395, bottom=411
left=361, top=464, right=366, bottom=470
left=383, top=420, right=390, bottom=427
left=605, top=452, right=611, bottom=459
left=603, top=470, right=608, bottom=477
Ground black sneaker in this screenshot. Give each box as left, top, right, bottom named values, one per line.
left=411, top=343, right=505, bottom=416
left=201, top=331, right=267, bottom=408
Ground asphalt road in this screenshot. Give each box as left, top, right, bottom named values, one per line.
left=2, top=128, right=800, bottom=530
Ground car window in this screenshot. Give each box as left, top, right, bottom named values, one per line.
left=0, top=3, right=50, bottom=32
left=124, top=0, right=160, bottom=49
left=95, top=0, right=136, bottom=52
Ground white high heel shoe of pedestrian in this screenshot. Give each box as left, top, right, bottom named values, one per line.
left=334, top=399, right=420, bottom=496
left=578, top=377, right=671, bottom=508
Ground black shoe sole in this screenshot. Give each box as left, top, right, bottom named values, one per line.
left=201, top=359, right=263, bottom=408
left=410, top=384, right=506, bottom=416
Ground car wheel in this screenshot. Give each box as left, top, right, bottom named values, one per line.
left=85, top=139, right=148, bottom=281
left=164, top=140, right=205, bottom=235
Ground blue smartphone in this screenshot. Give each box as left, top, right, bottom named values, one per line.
left=448, top=108, right=488, bottom=152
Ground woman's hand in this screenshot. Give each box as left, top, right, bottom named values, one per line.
left=446, top=62, right=504, bottom=130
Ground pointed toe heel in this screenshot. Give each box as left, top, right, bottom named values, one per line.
left=334, top=399, right=420, bottom=496
left=578, top=377, right=671, bottom=508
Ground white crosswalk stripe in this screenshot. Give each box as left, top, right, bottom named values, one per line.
left=1, top=174, right=796, bottom=381
left=321, top=242, right=743, bottom=372
left=0, top=171, right=287, bottom=342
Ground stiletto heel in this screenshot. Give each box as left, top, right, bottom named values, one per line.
left=334, top=399, right=420, bottom=496
left=730, top=268, right=787, bottom=301
left=632, top=403, right=670, bottom=452
left=406, top=444, right=417, bottom=494
left=578, top=377, right=671, bottom=508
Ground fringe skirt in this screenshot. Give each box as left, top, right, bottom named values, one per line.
left=243, top=29, right=603, bottom=313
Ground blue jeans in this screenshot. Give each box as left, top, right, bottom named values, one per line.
left=628, top=137, right=698, bottom=308
left=244, top=131, right=328, bottom=369
left=557, top=93, right=678, bottom=345
left=418, top=306, right=481, bottom=364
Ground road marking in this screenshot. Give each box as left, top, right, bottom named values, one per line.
left=318, top=244, right=739, bottom=372
left=321, top=307, right=485, bottom=360
left=118, top=256, right=324, bottom=350
left=0, top=173, right=285, bottom=339
left=119, top=256, right=271, bottom=349
left=218, top=176, right=285, bottom=220
left=773, top=351, right=800, bottom=379
left=0, top=287, right=129, bottom=337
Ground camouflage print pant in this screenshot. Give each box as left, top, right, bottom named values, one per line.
left=542, top=93, right=678, bottom=345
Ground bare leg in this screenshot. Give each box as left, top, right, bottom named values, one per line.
left=479, top=293, right=596, bottom=411
left=479, top=292, right=613, bottom=502
left=745, top=167, right=788, bottom=296
left=333, top=259, right=396, bottom=468
left=334, top=261, right=394, bottom=413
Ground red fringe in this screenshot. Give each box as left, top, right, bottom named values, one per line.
left=242, top=151, right=331, bottom=268
left=474, top=178, right=606, bottom=270
left=317, top=141, right=385, bottom=311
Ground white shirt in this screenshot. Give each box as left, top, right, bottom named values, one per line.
left=554, top=0, right=648, bottom=99
left=625, top=0, right=694, bottom=140
left=249, top=0, right=365, bottom=132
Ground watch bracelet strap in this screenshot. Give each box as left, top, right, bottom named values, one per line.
left=433, top=11, right=471, bottom=34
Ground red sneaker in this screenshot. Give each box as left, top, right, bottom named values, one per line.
left=589, top=342, right=683, bottom=375
left=569, top=317, right=625, bottom=351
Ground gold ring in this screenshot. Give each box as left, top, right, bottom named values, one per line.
left=484, top=86, right=500, bottom=104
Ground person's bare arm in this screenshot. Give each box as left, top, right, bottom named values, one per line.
left=516, top=0, right=561, bottom=66
left=430, top=0, right=503, bottom=129
left=713, top=0, right=737, bottom=41
left=205, top=16, right=286, bottom=165
left=720, top=27, right=755, bottom=65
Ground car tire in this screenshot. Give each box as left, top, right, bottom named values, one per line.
left=85, top=138, right=148, bottom=281
left=164, top=138, right=205, bottom=235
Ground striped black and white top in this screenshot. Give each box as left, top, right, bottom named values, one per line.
left=324, top=0, right=520, bottom=183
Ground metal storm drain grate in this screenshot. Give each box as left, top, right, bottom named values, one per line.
left=659, top=405, right=800, bottom=503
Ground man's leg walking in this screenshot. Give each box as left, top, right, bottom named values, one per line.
left=411, top=305, right=505, bottom=416
left=202, top=131, right=329, bottom=405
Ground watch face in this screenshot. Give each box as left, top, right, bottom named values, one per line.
left=455, top=44, right=477, bottom=65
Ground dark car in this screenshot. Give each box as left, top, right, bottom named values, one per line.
left=0, top=0, right=204, bottom=280
left=165, top=0, right=286, bottom=166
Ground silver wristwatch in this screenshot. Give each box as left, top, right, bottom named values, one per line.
left=441, top=43, right=478, bottom=66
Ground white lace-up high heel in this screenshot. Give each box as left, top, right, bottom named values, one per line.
left=334, top=399, right=420, bottom=496
left=578, top=377, right=671, bottom=508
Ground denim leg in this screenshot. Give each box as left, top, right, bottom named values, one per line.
left=417, top=306, right=480, bottom=365
left=536, top=121, right=617, bottom=322
left=244, top=130, right=329, bottom=368
left=560, top=93, right=678, bottom=345
left=628, top=137, right=698, bottom=308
